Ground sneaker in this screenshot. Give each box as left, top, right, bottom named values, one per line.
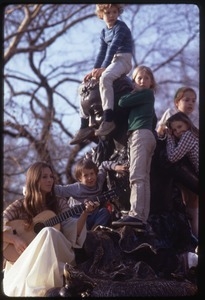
left=112, top=216, right=146, bottom=229
left=70, top=127, right=94, bottom=145
left=95, top=121, right=116, bottom=136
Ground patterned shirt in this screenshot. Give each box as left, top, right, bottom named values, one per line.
left=166, top=130, right=199, bottom=175
left=3, top=197, right=69, bottom=232
left=94, top=19, right=133, bottom=68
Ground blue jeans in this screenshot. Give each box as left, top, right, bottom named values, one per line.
left=86, top=207, right=111, bottom=230
left=73, top=207, right=111, bottom=230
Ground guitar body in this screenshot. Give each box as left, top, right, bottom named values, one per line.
left=3, top=188, right=119, bottom=263
left=3, top=210, right=60, bottom=263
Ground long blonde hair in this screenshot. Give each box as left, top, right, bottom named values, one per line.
left=132, top=65, right=157, bottom=93
left=23, top=162, right=58, bottom=221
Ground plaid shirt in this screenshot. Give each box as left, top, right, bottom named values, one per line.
left=166, top=130, right=199, bottom=175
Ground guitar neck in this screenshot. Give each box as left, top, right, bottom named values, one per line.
left=44, top=203, right=85, bottom=227
left=43, top=188, right=118, bottom=228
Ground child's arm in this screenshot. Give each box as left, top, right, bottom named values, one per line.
left=77, top=200, right=99, bottom=236
left=166, top=131, right=196, bottom=162
left=84, top=32, right=107, bottom=82
left=156, top=108, right=173, bottom=137
left=84, top=67, right=106, bottom=81
left=100, top=160, right=129, bottom=174
left=112, top=164, right=129, bottom=174
left=119, top=89, right=154, bottom=108
left=54, top=183, right=78, bottom=198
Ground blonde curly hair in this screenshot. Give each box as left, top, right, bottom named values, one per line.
left=95, top=4, right=124, bottom=19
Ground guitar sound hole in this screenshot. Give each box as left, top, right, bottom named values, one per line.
left=34, top=222, right=45, bottom=234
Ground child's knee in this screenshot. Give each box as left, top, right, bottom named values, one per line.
left=100, top=72, right=114, bottom=85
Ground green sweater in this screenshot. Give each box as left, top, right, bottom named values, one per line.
left=118, top=89, right=155, bottom=132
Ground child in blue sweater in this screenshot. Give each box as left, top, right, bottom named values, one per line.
left=55, top=158, right=128, bottom=230
left=70, top=4, right=133, bottom=144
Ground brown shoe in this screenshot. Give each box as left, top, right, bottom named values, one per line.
left=70, top=127, right=94, bottom=145
left=95, top=121, right=116, bottom=136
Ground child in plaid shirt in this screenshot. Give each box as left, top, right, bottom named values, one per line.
left=165, top=111, right=199, bottom=175
left=157, top=86, right=199, bottom=138
left=165, top=111, right=199, bottom=238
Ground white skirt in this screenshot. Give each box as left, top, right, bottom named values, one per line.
left=3, top=221, right=86, bottom=297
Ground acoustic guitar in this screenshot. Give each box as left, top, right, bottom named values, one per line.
left=3, top=188, right=118, bottom=263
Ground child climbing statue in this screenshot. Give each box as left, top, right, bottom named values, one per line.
left=70, top=4, right=133, bottom=145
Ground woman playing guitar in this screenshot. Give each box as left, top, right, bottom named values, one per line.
left=3, top=161, right=97, bottom=297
